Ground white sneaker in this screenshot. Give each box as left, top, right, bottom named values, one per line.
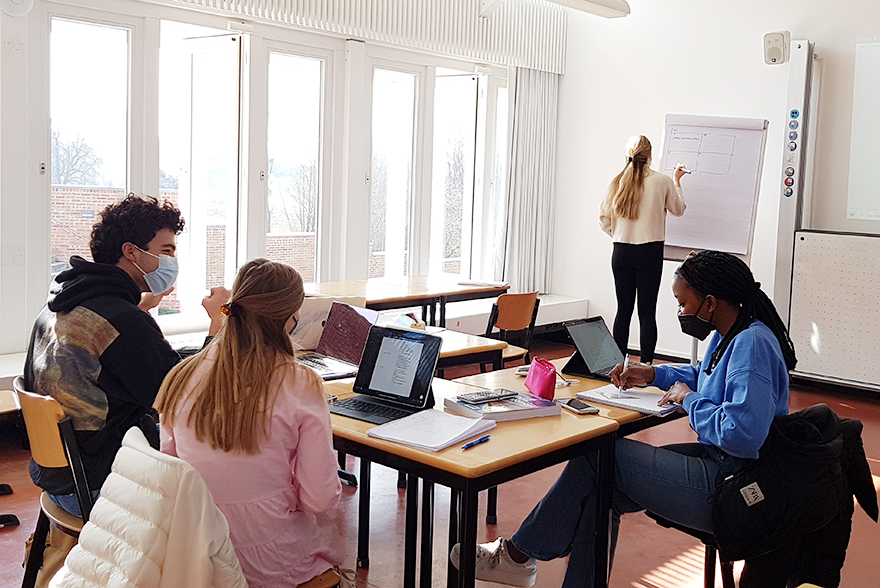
left=449, top=537, right=537, bottom=587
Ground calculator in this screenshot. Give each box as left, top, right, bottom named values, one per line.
left=457, top=388, right=519, bottom=404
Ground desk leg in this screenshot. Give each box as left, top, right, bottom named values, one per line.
left=398, top=470, right=407, bottom=488
left=447, top=489, right=461, bottom=587
left=486, top=486, right=498, bottom=524
left=357, top=459, right=371, bottom=569
left=439, top=295, right=447, bottom=328
left=419, top=479, right=435, bottom=588
left=594, top=434, right=615, bottom=588
left=458, top=481, right=479, bottom=588
left=404, top=474, right=420, bottom=588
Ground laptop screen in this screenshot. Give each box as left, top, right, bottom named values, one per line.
left=565, top=318, right=624, bottom=374
left=353, top=326, right=442, bottom=408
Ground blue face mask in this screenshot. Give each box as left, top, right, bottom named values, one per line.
left=133, top=246, right=179, bottom=295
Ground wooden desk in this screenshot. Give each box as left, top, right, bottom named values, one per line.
left=453, top=357, right=679, bottom=434
left=431, top=327, right=507, bottom=372
left=306, top=275, right=509, bottom=327
left=325, top=378, right=619, bottom=588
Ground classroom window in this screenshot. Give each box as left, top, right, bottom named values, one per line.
left=428, top=69, right=478, bottom=277
left=369, top=68, right=417, bottom=278
left=158, top=21, right=241, bottom=315
left=49, top=18, right=129, bottom=276
left=265, top=52, right=324, bottom=282
left=489, top=85, right=509, bottom=280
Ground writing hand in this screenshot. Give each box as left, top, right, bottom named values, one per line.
left=674, top=164, right=688, bottom=185
left=139, top=287, right=174, bottom=312
left=610, top=363, right=654, bottom=390
left=659, top=381, right=692, bottom=405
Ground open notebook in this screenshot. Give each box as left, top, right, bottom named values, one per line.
left=577, top=384, right=681, bottom=417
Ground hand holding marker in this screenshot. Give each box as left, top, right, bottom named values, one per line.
left=676, top=163, right=692, bottom=174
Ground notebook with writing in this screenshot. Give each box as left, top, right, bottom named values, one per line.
left=297, top=302, right=378, bottom=380
left=330, top=326, right=443, bottom=425
left=561, top=317, right=626, bottom=381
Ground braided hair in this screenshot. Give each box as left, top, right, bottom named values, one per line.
left=675, top=250, right=796, bottom=374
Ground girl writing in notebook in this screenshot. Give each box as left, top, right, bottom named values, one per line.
left=599, top=135, right=688, bottom=364
left=450, top=250, right=796, bottom=588
left=155, top=259, right=345, bottom=587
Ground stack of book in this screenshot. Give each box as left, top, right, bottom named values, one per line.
left=444, top=391, right=561, bottom=422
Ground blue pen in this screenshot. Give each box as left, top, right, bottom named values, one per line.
left=462, top=434, right=491, bottom=450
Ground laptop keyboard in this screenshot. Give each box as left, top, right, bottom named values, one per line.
left=593, top=365, right=614, bottom=378
left=332, top=397, right=412, bottom=422
left=298, top=356, right=329, bottom=370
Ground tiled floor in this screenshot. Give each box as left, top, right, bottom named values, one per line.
left=2, top=340, right=879, bottom=587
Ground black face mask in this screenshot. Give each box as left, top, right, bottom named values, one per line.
left=678, top=297, right=715, bottom=340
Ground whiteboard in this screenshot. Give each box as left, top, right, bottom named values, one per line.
left=659, top=114, right=768, bottom=255
left=789, top=231, right=880, bottom=388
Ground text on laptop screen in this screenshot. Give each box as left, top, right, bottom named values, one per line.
left=353, top=327, right=443, bottom=407
left=569, top=320, right=623, bottom=373
left=369, top=337, right=424, bottom=398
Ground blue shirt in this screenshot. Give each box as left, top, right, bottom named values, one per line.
left=652, top=320, right=790, bottom=459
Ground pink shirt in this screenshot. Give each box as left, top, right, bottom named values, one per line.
left=161, top=360, right=343, bottom=587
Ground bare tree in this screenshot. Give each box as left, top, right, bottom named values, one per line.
left=443, top=136, right=465, bottom=259
left=51, top=130, right=102, bottom=186
left=370, top=155, right=388, bottom=252
left=268, top=158, right=318, bottom=233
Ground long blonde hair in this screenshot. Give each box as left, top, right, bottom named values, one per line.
left=600, top=135, right=652, bottom=220
left=156, top=258, right=318, bottom=454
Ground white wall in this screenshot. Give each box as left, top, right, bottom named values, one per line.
left=552, top=0, right=880, bottom=360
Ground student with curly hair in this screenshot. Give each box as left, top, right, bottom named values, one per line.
left=24, top=194, right=227, bottom=516
left=156, top=259, right=344, bottom=587
left=451, top=250, right=796, bottom=587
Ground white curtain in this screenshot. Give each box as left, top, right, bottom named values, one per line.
left=502, top=67, right=559, bottom=294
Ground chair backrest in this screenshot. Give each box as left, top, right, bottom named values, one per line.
left=484, top=292, right=541, bottom=357
left=13, top=376, right=68, bottom=468
left=492, top=292, right=539, bottom=332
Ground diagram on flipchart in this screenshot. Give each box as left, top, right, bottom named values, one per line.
left=663, top=131, right=736, bottom=176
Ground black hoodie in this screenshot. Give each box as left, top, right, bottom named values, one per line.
left=24, top=256, right=180, bottom=495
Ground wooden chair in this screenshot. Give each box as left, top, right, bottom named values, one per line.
left=296, top=569, right=342, bottom=588
left=645, top=511, right=735, bottom=588
left=13, top=376, right=94, bottom=588
left=481, top=292, right=540, bottom=371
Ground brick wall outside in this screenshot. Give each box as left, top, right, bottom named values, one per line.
left=206, top=225, right=226, bottom=288
left=266, top=234, right=316, bottom=283
left=52, top=187, right=457, bottom=294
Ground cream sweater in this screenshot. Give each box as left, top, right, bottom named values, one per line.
left=598, top=169, right=686, bottom=245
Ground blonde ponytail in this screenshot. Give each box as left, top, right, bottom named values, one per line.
left=600, top=135, right=652, bottom=220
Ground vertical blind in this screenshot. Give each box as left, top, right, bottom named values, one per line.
left=173, top=0, right=567, bottom=74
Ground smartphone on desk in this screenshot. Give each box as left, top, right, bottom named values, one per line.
left=557, top=398, right=599, bottom=415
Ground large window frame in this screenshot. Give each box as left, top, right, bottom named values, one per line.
left=2, top=0, right=508, bottom=354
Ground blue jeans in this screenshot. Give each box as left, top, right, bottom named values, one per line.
left=510, top=439, right=729, bottom=588
left=48, top=490, right=100, bottom=518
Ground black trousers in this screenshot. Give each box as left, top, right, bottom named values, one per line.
left=610, top=241, right=664, bottom=364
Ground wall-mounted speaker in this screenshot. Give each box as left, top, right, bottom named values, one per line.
left=764, top=31, right=791, bottom=65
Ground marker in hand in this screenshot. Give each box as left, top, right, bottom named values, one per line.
left=616, top=353, right=630, bottom=398
left=462, top=434, right=491, bottom=450
left=676, top=164, right=692, bottom=174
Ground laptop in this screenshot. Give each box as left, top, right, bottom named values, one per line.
left=297, top=302, right=378, bottom=380
left=330, top=326, right=443, bottom=425
left=561, top=317, right=626, bottom=380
